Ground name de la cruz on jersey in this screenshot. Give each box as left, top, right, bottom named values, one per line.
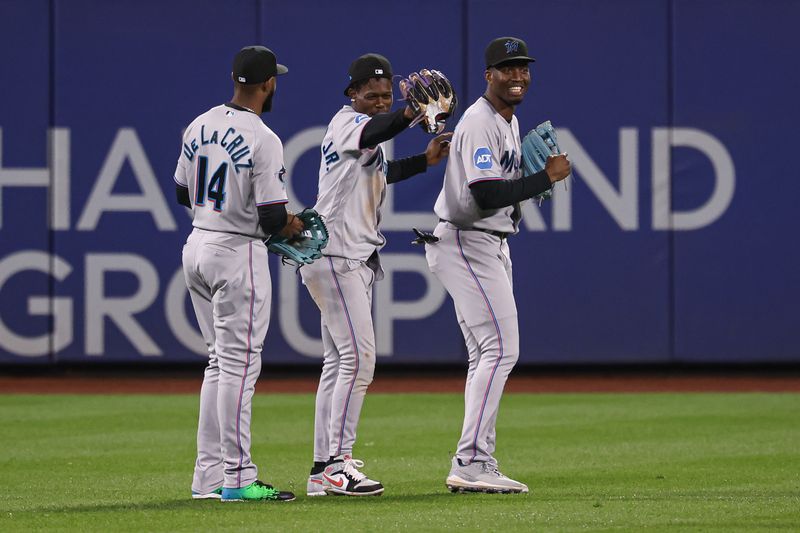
left=182, top=125, right=254, bottom=173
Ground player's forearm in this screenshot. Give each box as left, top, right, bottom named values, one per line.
left=469, top=170, right=552, bottom=209
left=176, top=184, right=191, bottom=208
left=386, top=153, right=428, bottom=184
left=257, top=203, right=289, bottom=235
left=359, top=109, right=412, bottom=149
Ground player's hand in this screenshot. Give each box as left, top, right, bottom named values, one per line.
left=545, top=153, right=571, bottom=183
left=403, top=106, right=419, bottom=121
left=279, top=212, right=305, bottom=238
left=425, top=132, right=453, bottom=166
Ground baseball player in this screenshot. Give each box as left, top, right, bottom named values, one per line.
left=175, top=45, right=303, bottom=502
left=301, top=53, right=451, bottom=497
left=425, top=37, right=571, bottom=493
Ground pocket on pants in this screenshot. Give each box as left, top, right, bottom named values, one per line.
left=344, top=258, right=363, bottom=272
left=327, top=257, right=360, bottom=275
left=425, top=246, right=439, bottom=272
left=204, top=242, right=238, bottom=256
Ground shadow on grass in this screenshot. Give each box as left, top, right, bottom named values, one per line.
left=313, top=492, right=530, bottom=504
left=20, top=499, right=202, bottom=514
left=22, top=491, right=532, bottom=514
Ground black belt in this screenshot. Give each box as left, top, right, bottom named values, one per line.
left=439, top=219, right=508, bottom=240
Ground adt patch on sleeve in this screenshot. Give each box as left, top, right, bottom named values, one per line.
left=473, top=147, right=493, bottom=170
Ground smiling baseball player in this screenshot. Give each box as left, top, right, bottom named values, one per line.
left=301, top=53, right=452, bottom=497
left=175, top=45, right=303, bottom=503
left=425, top=37, right=570, bottom=493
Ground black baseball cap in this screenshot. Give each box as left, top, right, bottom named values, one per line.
left=232, top=45, right=288, bottom=84
left=484, top=37, right=536, bottom=68
left=343, top=53, right=393, bottom=96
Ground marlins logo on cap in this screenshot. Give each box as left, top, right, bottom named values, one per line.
left=484, top=36, right=536, bottom=68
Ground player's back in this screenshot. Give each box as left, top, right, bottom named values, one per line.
left=175, top=104, right=285, bottom=239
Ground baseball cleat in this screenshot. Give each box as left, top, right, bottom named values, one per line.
left=445, top=457, right=528, bottom=494
left=307, top=472, right=327, bottom=497
left=191, top=487, right=223, bottom=500
left=322, top=454, right=384, bottom=496
left=221, top=480, right=296, bottom=502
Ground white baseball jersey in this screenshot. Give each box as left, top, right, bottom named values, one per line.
left=179, top=103, right=286, bottom=494
left=314, top=105, right=388, bottom=261
left=433, top=97, right=522, bottom=234
left=174, top=104, right=288, bottom=238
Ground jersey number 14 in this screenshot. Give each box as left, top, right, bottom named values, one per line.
left=195, top=156, right=227, bottom=211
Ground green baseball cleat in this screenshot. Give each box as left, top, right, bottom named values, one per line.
left=221, top=480, right=295, bottom=502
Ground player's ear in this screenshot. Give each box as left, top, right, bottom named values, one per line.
left=484, top=68, right=492, bottom=83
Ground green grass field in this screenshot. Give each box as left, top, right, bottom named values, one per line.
left=1, top=392, right=798, bottom=531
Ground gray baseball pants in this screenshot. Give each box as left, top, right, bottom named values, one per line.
left=182, top=229, right=270, bottom=492
left=301, top=255, right=377, bottom=462
left=426, top=222, right=520, bottom=464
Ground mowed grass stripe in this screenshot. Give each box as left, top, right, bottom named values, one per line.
left=0, top=393, right=798, bottom=532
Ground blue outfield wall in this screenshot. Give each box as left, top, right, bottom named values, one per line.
left=0, top=0, right=797, bottom=365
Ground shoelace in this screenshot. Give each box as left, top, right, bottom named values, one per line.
left=482, top=462, right=505, bottom=478
left=342, top=458, right=367, bottom=482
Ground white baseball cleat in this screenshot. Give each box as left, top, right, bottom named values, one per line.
left=446, top=457, right=529, bottom=494
left=307, top=472, right=327, bottom=497
left=322, top=454, right=384, bottom=496
left=191, top=487, right=222, bottom=499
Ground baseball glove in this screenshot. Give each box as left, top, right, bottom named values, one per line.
left=399, top=69, right=457, bottom=135
left=266, top=208, right=329, bottom=266
left=521, top=120, right=563, bottom=203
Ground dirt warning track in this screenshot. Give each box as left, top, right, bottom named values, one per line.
left=2, top=371, right=799, bottom=394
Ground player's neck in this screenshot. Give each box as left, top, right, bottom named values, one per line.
left=482, top=93, right=514, bottom=122
left=231, top=95, right=262, bottom=115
